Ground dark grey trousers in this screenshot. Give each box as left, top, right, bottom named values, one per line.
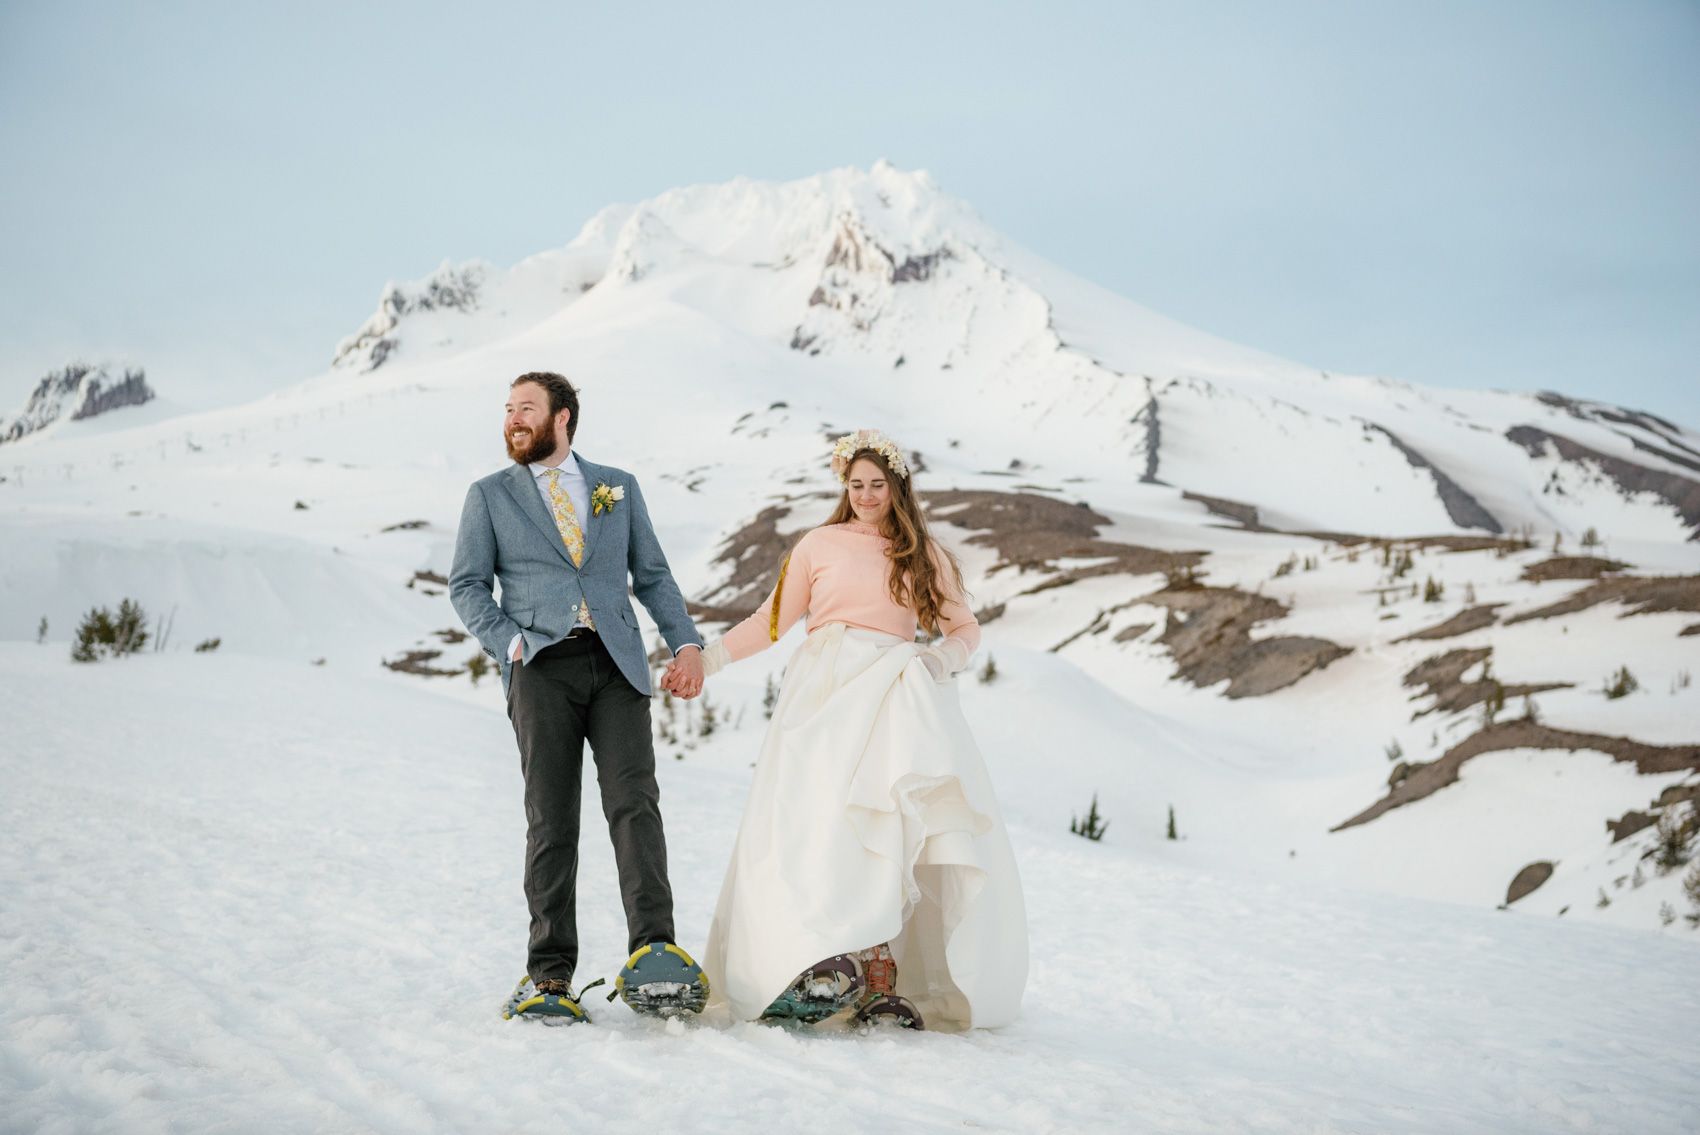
left=506, top=632, right=675, bottom=983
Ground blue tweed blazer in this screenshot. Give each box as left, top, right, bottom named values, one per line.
left=449, top=456, right=702, bottom=696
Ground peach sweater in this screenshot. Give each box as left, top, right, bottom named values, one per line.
left=720, top=522, right=981, bottom=663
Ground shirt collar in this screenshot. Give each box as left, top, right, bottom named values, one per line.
left=530, top=451, right=580, bottom=479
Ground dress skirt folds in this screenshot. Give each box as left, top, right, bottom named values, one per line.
left=704, top=623, right=1028, bottom=1030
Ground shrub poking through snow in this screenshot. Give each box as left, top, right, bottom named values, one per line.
left=1604, top=666, right=1639, bottom=700
left=194, top=637, right=221, bottom=653
left=1684, top=861, right=1700, bottom=926
left=762, top=673, right=779, bottom=719
left=70, top=599, right=149, bottom=662
left=466, top=652, right=490, bottom=686
left=1651, top=805, right=1697, bottom=873
left=1167, top=804, right=1178, bottom=841
left=1423, top=576, right=1444, bottom=603
left=1384, top=739, right=1404, bottom=762
left=978, top=654, right=998, bottom=684
left=1070, top=793, right=1108, bottom=841
left=36, top=616, right=47, bottom=644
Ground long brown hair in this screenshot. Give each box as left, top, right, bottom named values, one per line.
left=823, top=448, right=966, bottom=633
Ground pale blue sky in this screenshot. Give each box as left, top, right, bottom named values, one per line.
left=2, top=0, right=1696, bottom=424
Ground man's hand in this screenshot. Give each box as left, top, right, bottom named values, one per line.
left=510, top=638, right=523, bottom=662
left=662, top=645, right=705, bottom=699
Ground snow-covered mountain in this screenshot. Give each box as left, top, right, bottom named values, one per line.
left=0, top=361, right=156, bottom=444
left=2, top=162, right=1697, bottom=1128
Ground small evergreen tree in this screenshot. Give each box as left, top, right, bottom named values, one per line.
left=1683, top=861, right=1700, bottom=926
left=465, top=652, right=490, bottom=686
left=1166, top=805, right=1178, bottom=841
left=1651, top=805, right=1697, bottom=873
left=762, top=673, right=780, bottom=719
left=70, top=599, right=149, bottom=663
left=36, top=616, right=47, bottom=644
left=1581, top=526, right=1600, bottom=549
left=1070, top=793, right=1108, bottom=841
left=1384, top=738, right=1404, bottom=762
left=978, top=654, right=998, bottom=684
left=1422, top=576, right=1444, bottom=603
left=1603, top=665, right=1639, bottom=700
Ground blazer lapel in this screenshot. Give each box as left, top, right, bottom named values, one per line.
left=575, top=454, right=608, bottom=571
left=501, top=463, right=577, bottom=568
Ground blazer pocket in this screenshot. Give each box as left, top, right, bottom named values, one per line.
left=506, top=607, right=535, bottom=629
left=618, top=607, right=638, bottom=629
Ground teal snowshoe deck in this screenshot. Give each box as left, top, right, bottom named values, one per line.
left=616, top=943, right=709, bottom=1017
left=501, top=975, right=603, bottom=1025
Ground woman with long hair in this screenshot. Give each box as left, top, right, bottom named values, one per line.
left=683, top=428, right=1028, bottom=1031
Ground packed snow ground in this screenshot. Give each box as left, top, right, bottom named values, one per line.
left=1, top=645, right=1695, bottom=1134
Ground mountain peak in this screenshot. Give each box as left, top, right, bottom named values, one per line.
left=0, top=362, right=155, bottom=445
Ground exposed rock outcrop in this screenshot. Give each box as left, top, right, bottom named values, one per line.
left=1, top=363, right=155, bottom=445
left=333, top=261, right=486, bottom=372
left=1366, top=422, right=1503, bottom=533
left=1503, top=574, right=1700, bottom=625
left=1507, top=424, right=1700, bottom=541
left=1332, top=721, right=1700, bottom=831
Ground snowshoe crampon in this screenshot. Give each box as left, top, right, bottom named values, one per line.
left=616, top=943, right=709, bottom=1017
left=501, top=975, right=605, bottom=1025
left=854, top=993, right=924, bottom=1030
left=760, top=954, right=866, bottom=1024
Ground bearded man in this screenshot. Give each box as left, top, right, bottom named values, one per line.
left=449, top=370, right=707, bottom=1023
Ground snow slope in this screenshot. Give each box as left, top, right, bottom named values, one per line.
left=2, top=646, right=1694, bottom=1134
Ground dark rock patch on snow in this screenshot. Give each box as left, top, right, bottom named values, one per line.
left=1145, top=586, right=1350, bottom=699
left=1506, top=425, right=1700, bottom=541
left=1505, top=861, right=1555, bottom=904
left=1365, top=423, right=1503, bottom=533
left=1182, top=490, right=1264, bottom=531
left=1402, top=648, right=1571, bottom=718
left=1394, top=604, right=1506, bottom=642
left=1503, top=574, right=1700, bottom=625
left=1332, top=722, right=1700, bottom=831
left=1520, top=555, right=1632, bottom=582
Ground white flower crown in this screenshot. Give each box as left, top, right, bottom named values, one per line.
left=830, top=428, right=910, bottom=483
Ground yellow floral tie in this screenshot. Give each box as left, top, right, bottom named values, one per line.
left=542, top=468, right=594, bottom=630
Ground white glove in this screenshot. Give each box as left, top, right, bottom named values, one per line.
left=918, top=637, right=971, bottom=683
left=700, top=639, right=731, bottom=677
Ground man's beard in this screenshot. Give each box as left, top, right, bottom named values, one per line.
left=505, top=425, right=559, bottom=465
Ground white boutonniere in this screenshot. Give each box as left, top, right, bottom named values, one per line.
left=591, top=482, right=625, bottom=516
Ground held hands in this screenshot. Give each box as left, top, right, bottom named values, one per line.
left=661, top=645, right=705, bottom=699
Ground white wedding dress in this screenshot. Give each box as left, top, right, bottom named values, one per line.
left=703, top=622, right=1028, bottom=1030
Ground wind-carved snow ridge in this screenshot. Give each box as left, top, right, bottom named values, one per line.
left=329, top=203, right=634, bottom=375
left=0, top=363, right=155, bottom=445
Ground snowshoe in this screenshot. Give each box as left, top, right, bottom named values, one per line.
left=854, top=993, right=925, bottom=1030
left=851, top=944, right=923, bottom=1030
left=501, top=974, right=606, bottom=1025
left=760, top=954, right=866, bottom=1024
left=615, top=942, right=709, bottom=1017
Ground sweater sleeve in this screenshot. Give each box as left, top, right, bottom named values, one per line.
left=719, top=532, right=815, bottom=663
left=931, top=540, right=980, bottom=664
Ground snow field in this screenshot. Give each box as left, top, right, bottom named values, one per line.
left=2, top=645, right=1695, bottom=1133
